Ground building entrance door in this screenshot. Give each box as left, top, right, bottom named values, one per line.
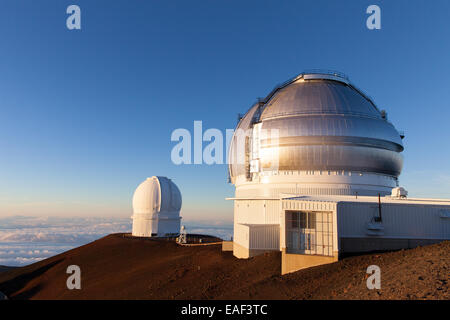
left=286, top=211, right=333, bottom=256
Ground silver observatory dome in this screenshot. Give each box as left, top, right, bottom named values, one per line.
left=228, top=72, right=404, bottom=197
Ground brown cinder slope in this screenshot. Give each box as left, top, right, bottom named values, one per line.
left=0, top=234, right=448, bottom=300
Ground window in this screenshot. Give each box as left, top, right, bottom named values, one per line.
left=291, top=212, right=298, bottom=228
left=299, top=211, right=315, bottom=229
left=288, top=211, right=315, bottom=229
left=286, top=210, right=333, bottom=256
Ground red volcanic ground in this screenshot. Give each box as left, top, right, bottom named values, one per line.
left=0, top=234, right=448, bottom=300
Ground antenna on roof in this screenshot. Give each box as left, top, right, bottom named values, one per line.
left=237, top=113, right=243, bottom=123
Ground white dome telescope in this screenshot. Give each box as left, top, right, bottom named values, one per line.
left=228, top=71, right=405, bottom=197
left=131, top=176, right=182, bottom=237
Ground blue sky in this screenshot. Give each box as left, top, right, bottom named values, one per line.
left=0, top=0, right=449, bottom=221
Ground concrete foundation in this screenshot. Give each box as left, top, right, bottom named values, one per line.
left=233, top=242, right=277, bottom=259
left=281, top=248, right=338, bottom=275
left=222, top=241, right=233, bottom=251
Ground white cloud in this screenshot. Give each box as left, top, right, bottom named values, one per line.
left=0, top=216, right=131, bottom=266
left=0, top=216, right=233, bottom=267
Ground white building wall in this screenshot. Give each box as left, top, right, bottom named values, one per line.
left=234, top=171, right=397, bottom=198
left=337, top=202, right=450, bottom=240
left=131, top=214, right=180, bottom=237
left=233, top=223, right=249, bottom=248
left=131, top=214, right=156, bottom=237
left=233, top=199, right=281, bottom=252
left=156, top=215, right=181, bottom=236
left=234, top=200, right=267, bottom=224
left=265, top=200, right=281, bottom=224
left=248, top=225, right=280, bottom=250
left=234, top=199, right=281, bottom=225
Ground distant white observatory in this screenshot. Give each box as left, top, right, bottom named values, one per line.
left=132, top=176, right=182, bottom=237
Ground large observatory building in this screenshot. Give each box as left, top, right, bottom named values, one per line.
left=132, top=176, right=182, bottom=237
left=227, top=72, right=450, bottom=274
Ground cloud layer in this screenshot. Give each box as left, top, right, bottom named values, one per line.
left=0, top=216, right=131, bottom=266
left=0, top=216, right=233, bottom=267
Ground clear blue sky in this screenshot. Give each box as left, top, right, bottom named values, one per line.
left=1, top=0, right=449, bottom=221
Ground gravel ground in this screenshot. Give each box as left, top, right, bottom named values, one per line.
left=0, top=234, right=448, bottom=300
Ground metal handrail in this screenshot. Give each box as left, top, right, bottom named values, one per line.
left=302, top=69, right=349, bottom=80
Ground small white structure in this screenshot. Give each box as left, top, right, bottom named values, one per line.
left=391, top=187, right=408, bottom=198
left=177, top=225, right=187, bottom=244
left=131, top=176, right=182, bottom=237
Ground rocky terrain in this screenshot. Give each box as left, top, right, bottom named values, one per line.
left=0, top=234, right=448, bottom=300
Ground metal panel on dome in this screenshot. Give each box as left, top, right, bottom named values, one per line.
left=259, top=144, right=403, bottom=176
left=228, top=103, right=260, bottom=179
left=132, top=177, right=160, bottom=214
left=228, top=73, right=404, bottom=181
left=157, top=176, right=182, bottom=212
left=260, top=80, right=380, bottom=120
left=260, top=115, right=403, bottom=149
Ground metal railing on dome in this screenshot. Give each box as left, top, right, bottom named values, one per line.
left=301, top=69, right=350, bottom=80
